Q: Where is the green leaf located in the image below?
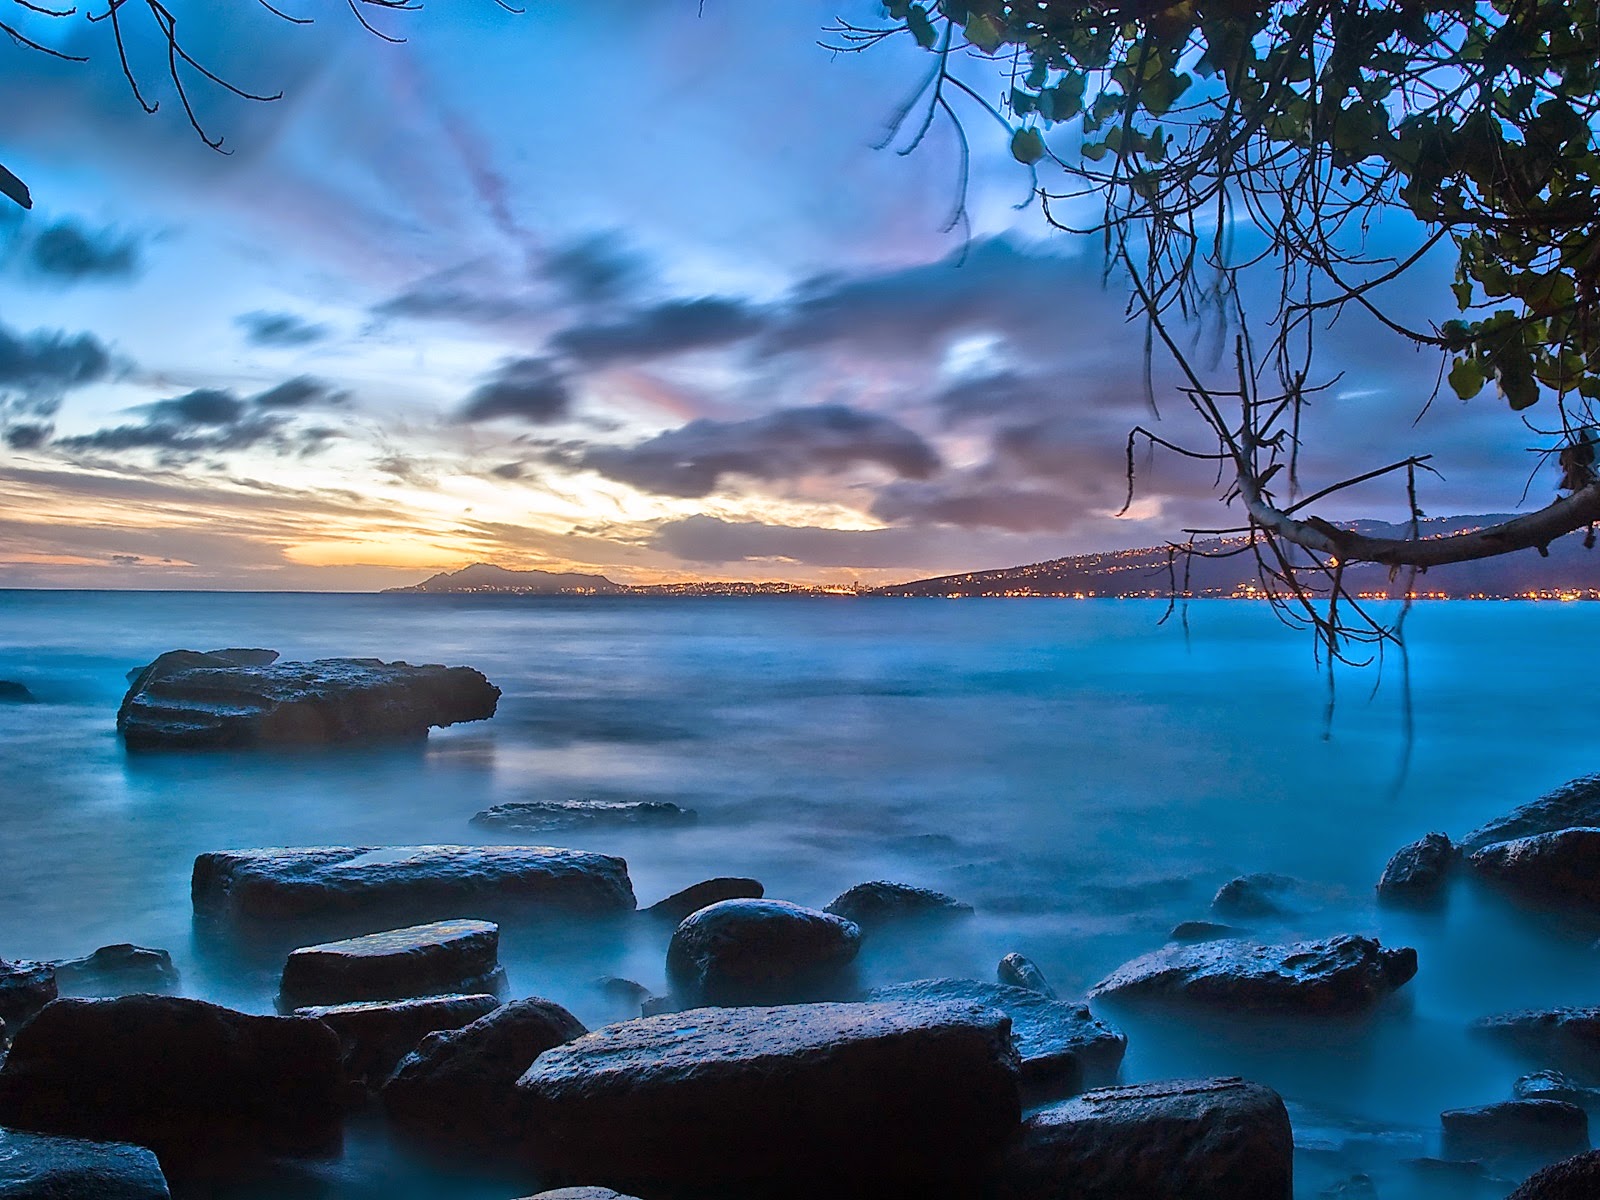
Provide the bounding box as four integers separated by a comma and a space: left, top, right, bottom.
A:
1010, 127, 1046, 165
1451, 278, 1473, 310
966, 13, 1004, 53
907, 4, 936, 48
1448, 356, 1484, 400
1499, 369, 1540, 411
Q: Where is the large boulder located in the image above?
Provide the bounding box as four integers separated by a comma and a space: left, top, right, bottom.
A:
642, 877, 764, 924
1211, 873, 1324, 918
51, 945, 177, 997
279, 919, 505, 1008
665, 899, 860, 1007
296, 993, 501, 1089
471, 800, 696, 834
0, 995, 342, 1174
1088, 935, 1417, 1014
383, 998, 586, 1151
0, 1127, 171, 1199
192, 845, 635, 924
517, 1001, 1021, 1195
1462, 774, 1600, 852
1468, 830, 1600, 907
0, 963, 55, 1030
998, 953, 1057, 998
1475, 1009, 1600, 1081
990, 1077, 1293, 1200
117, 650, 500, 750
517, 1191, 643, 1200
823, 881, 973, 929
1511, 1149, 1600, 1198
1376, 833, 1456, 906
865, 979, 1124, 1096
1441, 1100, 1589, 1167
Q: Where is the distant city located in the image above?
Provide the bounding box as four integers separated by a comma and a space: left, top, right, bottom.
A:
384, 514, 1600, 601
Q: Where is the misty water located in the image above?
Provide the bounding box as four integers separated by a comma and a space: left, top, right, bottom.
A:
1, 589, 1597, 1199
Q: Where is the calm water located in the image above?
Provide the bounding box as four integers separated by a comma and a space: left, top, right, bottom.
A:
1, 591, 1597, 1198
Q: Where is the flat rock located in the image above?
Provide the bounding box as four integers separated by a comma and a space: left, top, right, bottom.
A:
1475, 1009, 1600, 1081
642, 877, 764, 924
1377, 832, 1456, 906
0, 963, 55, 1030
294, 993, 500, 1088
383, 997, 586, 1151
118, 650, 499, 749
991, 1077, 1293, 1200
1441, 1099, 1589, 1167
517, 1001, 1021, 1194
865, 979, 1124, 1096
1511, 1149, 1600, 1198
471, 800, 696, 834
0, 995, 342, 1175
0, 1127, 171, 1199
1462, 774, 1600, 853
1168, 921, 1244, 943
666, 899, 860, 1007
52, 945, 177, 996
1517, 1071, 1600, 1111
0, 682, 35, 704
279, 919, 504, 1008
192, 845, 636, 923
1468, 829, 1600, 907
1088, 934, 1417, 1014
823, 881, 973, 928
1211, 872, 1323, 918
998, 953, 1056, 998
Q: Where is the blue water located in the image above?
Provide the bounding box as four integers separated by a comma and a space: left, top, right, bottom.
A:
1, 591, 1597, 1198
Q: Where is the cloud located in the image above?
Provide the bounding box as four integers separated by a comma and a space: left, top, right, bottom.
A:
236, 311, 330, 347
4, 423, 51, 450
0, 322, 115, 396
459, 357, 572, 424
870, 479, 1094, 533
23, 219, 142, 282
580, 404, 941, 499
541, 233, 645, 305
254, 375, 344, 409
550, 297, 769, 368
143, 388, 246, 426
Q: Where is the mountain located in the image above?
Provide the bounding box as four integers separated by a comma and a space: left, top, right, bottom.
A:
383, 563, 625, 594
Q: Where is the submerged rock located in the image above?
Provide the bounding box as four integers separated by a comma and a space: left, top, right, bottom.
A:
998, 953, 1057, 998
517, 1001, 1021, 1194
295, 993, 500, 1089
1168, 921, 1244, 943
0, 1127, 171, 1199
0, 995, 342, 1174
0, 962, 55, 1030
1511, 1149, 1600, 1198
192, 845, 635, 923
1475, 1009, 1600, 1081
1088, 935, 1417, 1014
991, 1077, 1293, 1200
1211, 873, 1324, 918
279, 919, 505, 1009
1468, 830, 1600, 908
1441, 1099, 1589, 1167
666, 899, 860, 1007
865, 979, 1124, 1096
52, 945, 177, 997
823, 881, 973, 929
118, 650, 499, 750
642, 877, 764, 924
0, 681, 36, 704
1461, 774, 1600, 853
471, 800, 696, 834
1377, 833, 1456, 906
383, 997, 587, 1152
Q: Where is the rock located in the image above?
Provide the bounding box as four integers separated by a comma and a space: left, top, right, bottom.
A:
1517, 1071, 1600, 1111
642, 877, 764, 924
0, 682, 35, 704
991, 1077, 1293, 1200
639, 995, 676, 1017
1088, 935, 1417, 1014
865, 979, 1124, 1096
192, 845, 635, 924
1468, 830, 1600, 908
1474, 1009, 1600, 1081
1511, 1149, 1600, 1198
516, 1191, 643, 1200
998, 953, 1057, 998
471, 800, 697, 834
0, 963, 55, 1030
1169, 921, 1244, 943
1377, 832, 1456, 906
0, 1127, 171, 1199
1321, 1175, 1379, 1200
117, 650, 499, 750
593, 976, 656, 1019
294, 993, 500, 1088
1462, 774, 1600, 853
383, 998, 586, 1151
0, 995, 342, 1174
1211, 872, 1322, 918
279, 919, 505, 1009
1440, 1100, 1588, 1166
665, 899, 860, 1007
517, 1001, 1021, 1194
51, 945, 177, 997
823, 881, 973, 929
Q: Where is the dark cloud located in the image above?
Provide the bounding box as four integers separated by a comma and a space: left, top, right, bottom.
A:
580, 404, 940, 498
25, 220, 141, 281
490, 461, 525, 479
870, 479, 1092, 533
236, 311, 330, 347
144, 388, 246, 426
254, 376, 344, 409
109, 554, 142, 566
459, 357, 572, 424
3, 423, 51, 450
541, 233, 644, 304
550, 297, 768, 368
934, 370, 1063, 426
56, 414, 287, 456
0, 322, 114, 395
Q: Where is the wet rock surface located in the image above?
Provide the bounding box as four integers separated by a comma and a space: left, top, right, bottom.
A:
118, 650, 500, 750
1461, 774, 1600, 853
1168, 920, 1244, 943
1377, 833, 1456, 906
991, 1077, 1293, 1200
192, 845, 636, 923
0, 1127, 171, 1199
823, 880, 973, 928
517, 1000, 1021, 1195
1211, 872, 1324, 918
0, 963, 55, 1030
517, 1191, 643, 1200
0, 995, 343, 1174
294, 993, 500, 1088
1088, 934, 1418, 1014
666, 898, 861, 1006
1510, 1148, 1600, 1198
471, 800, 696, 833
51, 945, 177, 996
642, 877, 764, 923
279, 919, 505, 1008
1468, 829, 1600, 907
383, 998, 586, 1151
1440, 1099, 1589, 1167
997, 952, 1056, 997
1517, 1070, 1600, 1111
1475, 1009, 1600, 1081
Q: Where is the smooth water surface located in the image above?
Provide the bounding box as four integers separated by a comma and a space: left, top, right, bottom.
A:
1, 592, 1596, 1198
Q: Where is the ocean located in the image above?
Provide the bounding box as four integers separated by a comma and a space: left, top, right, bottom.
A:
1, 590, 1596, 1198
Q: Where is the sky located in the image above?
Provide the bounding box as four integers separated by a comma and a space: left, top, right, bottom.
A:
0, 0, 1561, 590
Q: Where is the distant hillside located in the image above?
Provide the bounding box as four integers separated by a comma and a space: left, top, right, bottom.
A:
384, 563, 625, 594
873, 514, 1600, 599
